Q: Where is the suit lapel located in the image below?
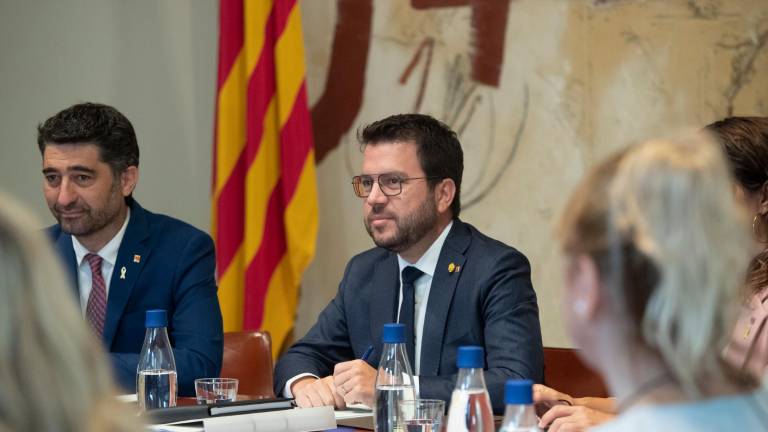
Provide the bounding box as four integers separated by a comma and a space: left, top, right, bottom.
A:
369, 252, 400, 362
53, 229, 79, 299
419, 221, 471, 376
103, 202, 151, 348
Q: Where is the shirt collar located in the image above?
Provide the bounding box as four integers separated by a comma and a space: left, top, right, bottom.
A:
72, 208, 131, 267
397, 220, 453, 278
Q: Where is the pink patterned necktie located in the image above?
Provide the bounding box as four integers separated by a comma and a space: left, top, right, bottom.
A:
85, 253, 107, 336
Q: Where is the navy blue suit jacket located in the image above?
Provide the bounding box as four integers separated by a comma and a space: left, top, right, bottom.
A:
274, 220, 543, 413
47, 200, 223, 396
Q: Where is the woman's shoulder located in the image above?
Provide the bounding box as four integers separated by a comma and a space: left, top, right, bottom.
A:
590, 391, 768, 432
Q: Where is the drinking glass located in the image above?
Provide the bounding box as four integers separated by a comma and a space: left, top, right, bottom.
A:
399, 399, 445, 432
194, 378, 238, 404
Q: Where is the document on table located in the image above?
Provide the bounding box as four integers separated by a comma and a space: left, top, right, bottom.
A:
334, 404, 373, 430
147, 425, 202, 432
334, 404, 372, 420
147, 406, 336, 432
142, 403, 366, 431
204, 406, 336, 432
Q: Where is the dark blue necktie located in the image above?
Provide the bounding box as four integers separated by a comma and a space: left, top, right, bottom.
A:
399, 266, 424, 370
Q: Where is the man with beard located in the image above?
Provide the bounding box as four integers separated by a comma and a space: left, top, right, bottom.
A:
274, 114, 543, 414
39, 102, 223, 396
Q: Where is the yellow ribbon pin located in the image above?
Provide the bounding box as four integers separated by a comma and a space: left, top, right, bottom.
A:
120, 266, 127, 279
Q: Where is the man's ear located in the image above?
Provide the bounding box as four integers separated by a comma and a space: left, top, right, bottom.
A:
570, 254, 602, 321
434, 178, 456, 214
120, 166, 139, 197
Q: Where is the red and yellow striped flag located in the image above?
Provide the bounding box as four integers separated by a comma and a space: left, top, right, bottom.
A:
212, 0, 318, 358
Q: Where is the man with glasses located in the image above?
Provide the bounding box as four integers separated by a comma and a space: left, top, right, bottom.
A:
274, 114, 543, 414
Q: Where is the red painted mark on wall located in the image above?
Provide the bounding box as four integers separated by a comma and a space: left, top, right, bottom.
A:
399, 38, 435, 113
311, 0, 373, 162
411, 0, 512, 87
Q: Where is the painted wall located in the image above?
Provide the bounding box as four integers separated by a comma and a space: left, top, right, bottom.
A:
0, 0, 766, 349
298, 0, 768, 347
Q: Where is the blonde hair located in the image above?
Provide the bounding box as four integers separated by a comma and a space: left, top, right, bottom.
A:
559, 132, 753, 397
0, 192, 140, 431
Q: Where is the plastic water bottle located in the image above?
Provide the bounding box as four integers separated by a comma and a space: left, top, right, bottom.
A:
137, 309, 177, 410
499, 380, 540, 432
446, 346, 494, 432
374, 323, 417, 432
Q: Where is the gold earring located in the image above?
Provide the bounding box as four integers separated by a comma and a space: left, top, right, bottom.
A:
753, 215, 759, 235
754, 214, 768, 243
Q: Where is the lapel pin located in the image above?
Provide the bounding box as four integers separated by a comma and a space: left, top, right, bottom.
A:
455, 265, 461, 272
133, 254, 141, 263
448, 263, 456, 273
120, 266, 127, 279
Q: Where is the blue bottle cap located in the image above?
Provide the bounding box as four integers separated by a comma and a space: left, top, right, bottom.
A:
145, 309, 168, 328
505, 379, 534, 404
456, 346, 484, 368
382, 323, 405, 343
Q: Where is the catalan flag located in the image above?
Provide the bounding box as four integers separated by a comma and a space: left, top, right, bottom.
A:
212, 0, 318, 358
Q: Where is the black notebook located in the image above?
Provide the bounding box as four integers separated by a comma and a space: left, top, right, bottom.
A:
144, 398, 295, 425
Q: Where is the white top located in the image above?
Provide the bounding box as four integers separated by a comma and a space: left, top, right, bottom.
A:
592, 385, 768, 432
71, 208, 131, 315
283, 221, 454, 397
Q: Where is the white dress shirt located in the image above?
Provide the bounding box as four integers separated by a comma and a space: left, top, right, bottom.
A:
283, 221, 453, 397
72, 208, 130, 315
395, 220, 452, 375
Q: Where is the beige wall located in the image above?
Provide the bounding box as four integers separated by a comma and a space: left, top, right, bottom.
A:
1, 0, 766, 349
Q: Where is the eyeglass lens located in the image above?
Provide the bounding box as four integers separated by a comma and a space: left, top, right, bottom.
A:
353, 174, 402, 197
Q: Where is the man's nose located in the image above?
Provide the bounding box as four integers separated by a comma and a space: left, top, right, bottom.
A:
366, 180, 389, 205
56, 178, 78, 207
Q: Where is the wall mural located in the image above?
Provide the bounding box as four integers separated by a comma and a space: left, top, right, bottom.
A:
298, 0, 768, 346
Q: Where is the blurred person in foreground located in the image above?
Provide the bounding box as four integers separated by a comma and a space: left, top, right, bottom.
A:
554, 132, 767, 431
537, 117, 768, 431
0, 191, 140, 431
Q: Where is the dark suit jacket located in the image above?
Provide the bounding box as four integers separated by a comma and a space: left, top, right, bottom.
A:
47, 200, 223, 396
274, 219, 543, 413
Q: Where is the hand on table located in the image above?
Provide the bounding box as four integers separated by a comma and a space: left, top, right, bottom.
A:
533, 383, 574, 405
291, 376, 346, 409
333, 359, 376, 407
538, 405, 615, 432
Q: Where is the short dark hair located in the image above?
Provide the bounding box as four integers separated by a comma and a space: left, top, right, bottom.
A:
37, 102, 139, 175
358, 114, 463, 218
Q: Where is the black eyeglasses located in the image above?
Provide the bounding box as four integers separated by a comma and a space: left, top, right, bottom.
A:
351, 174, 439, 197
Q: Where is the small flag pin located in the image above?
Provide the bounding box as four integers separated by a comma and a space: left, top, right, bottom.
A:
133, 254, 141, 263
120, 266, 127, 279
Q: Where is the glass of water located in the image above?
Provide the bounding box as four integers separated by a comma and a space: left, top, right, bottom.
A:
194, 378, 239, 404
399, 399, 445, 432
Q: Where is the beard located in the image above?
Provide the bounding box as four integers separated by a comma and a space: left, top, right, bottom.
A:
51, 184, 124, 238
365, 197, 438, 253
